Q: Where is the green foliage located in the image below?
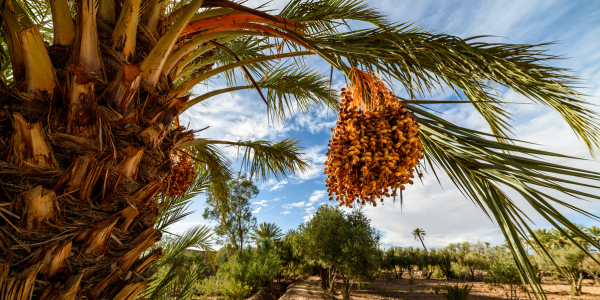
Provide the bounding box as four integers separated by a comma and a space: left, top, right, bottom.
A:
197, 277, 225, 300
295, 205, 381, 299
250, 222, 284, 243
450, 262, 469, 281
218, 239, 281, 289
143, 250, 209, 300
583, 253, 600, 285
222, 280, 253, 300
442, 284, 472, 300
279, 229, 313, 279
547, 245, 587, 296
484, 249, 523, 300
204, 175, 258, 250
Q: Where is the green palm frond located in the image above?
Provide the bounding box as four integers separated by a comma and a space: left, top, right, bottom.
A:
182, 65, 338, 122
405, 101, 600, 297
191, 142, 234, 211
156, 168, 217, 231
250, 222, 284, 242
143, 225, 214, 300
279, 0, 395, 35
155, 225, 215, 268
184, 138, 311, 183
298, 28, 600, 150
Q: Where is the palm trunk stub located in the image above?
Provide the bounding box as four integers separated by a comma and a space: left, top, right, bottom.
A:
0, 1, 214, 299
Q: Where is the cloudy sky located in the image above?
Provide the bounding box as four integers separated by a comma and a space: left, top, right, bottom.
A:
176, 0, 600, 249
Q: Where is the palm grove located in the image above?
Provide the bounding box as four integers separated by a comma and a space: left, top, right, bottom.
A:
0, 0, 599, 299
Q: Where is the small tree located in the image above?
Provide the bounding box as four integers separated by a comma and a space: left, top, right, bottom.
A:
436, 249, 457, 279
298, 205, 380, 299
383, 248, 402, 278
583, 253, 600, 285
463, 252, 488, 281
204, 176, 258, 250
548, 245, 587, 296
338, 210, 381, 300
484, 250, 523, 300
218, 239, 281, 290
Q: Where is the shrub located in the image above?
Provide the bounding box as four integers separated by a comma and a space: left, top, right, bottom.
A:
218, 239, 280, 289
483, 252, 522, 300
222, 280, 252, 300
450, 262, 469, 281
432, 269, 445, 279
197, 277, 224, 299
442, 284, 472, 300
547, 245, 587, 296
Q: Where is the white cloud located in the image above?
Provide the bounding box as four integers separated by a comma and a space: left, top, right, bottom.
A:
251, 207, 262, 214
175, 0, 600, 247
303, 214, 314, 222
305, 207, 315, 214
269, 180, 288, 192
283, 201, 306, 209
308, 190, 327, 205
253, 200, 269, 206
292, 145, 328, 183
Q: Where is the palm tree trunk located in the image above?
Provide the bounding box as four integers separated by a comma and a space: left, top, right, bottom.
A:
0, 1, 206, 298
419, 236, 428, 251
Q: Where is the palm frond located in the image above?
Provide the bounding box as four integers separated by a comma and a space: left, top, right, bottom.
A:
182, 65, 338, 122
182, 138, 311, 182
155, 225, 215, 268
296, 27, 599, 151
279, 0, 395, 35
143, 225, 213, 300
155, 169, 214, 231
406, 102, 600, 298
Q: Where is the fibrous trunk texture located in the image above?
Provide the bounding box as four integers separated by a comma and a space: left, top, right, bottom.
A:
0, 0, 205, 298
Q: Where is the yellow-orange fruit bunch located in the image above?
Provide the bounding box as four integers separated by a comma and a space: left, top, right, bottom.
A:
166, 150, 197, 197
324, 69, 424, 207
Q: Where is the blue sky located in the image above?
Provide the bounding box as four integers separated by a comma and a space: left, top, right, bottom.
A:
177, 0, 600, 249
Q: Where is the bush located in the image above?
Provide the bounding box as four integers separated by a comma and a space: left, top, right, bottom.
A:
442, 284, 472, 300
218, 239, 280, 289
222, 280, 252, 300
547, 245, 586, 296
450, 262, 470, 281
483, 252, 522, 300
197, 277, 224, 299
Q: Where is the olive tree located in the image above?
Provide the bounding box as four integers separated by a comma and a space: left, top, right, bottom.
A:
298, 205, 380, 300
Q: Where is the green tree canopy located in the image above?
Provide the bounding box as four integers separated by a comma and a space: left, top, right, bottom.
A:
204, 175, 259, 250
297, 205, 381, 300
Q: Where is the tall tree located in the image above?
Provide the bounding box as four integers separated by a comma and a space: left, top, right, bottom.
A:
203, 176, 258, 250
412, 228, 427, 251
0, 0, 599, 298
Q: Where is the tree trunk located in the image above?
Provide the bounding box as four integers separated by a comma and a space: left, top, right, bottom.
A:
319, 267, 328, 289
0, 0, 207, 298
328, 268, 337, 294
418, 236, 427, 251
340, 273, 352, 300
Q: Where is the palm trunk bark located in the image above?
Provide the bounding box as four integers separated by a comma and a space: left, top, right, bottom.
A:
418, 236, 427, 251
0, 0, 211, 298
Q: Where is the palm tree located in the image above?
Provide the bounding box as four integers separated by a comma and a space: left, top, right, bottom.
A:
412, 228, 427, 251
251, 222, 284, 243
484, 242, 490, 250
0, 0, 599, 299
586, 226, 600, 245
